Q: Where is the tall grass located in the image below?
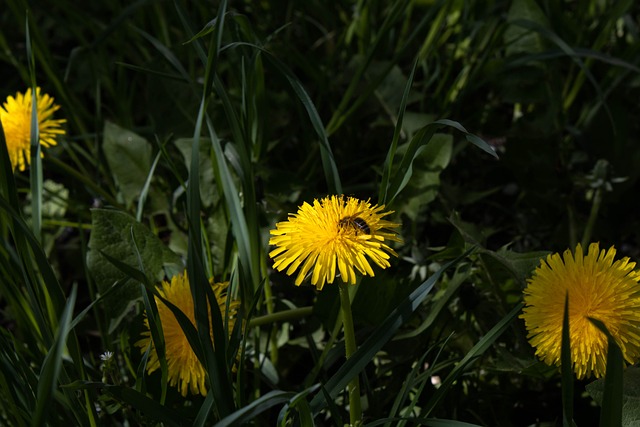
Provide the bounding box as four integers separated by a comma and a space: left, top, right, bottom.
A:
1, 0, 639, 425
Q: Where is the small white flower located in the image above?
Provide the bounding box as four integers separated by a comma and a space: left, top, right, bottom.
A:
100, 351, 114, 362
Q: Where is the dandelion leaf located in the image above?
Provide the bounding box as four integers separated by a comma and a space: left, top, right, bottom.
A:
586, 366, 640, 427
86, 208, 183, 331
504, 0, 549, 57
103, 121, 152, 209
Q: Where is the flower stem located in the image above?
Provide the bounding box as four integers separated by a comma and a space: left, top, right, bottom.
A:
581, 186, 603, 248
248, 306, 313, 328
339, 281, 362, 426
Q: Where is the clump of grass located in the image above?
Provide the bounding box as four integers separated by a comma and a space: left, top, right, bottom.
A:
1, 0, 640, 425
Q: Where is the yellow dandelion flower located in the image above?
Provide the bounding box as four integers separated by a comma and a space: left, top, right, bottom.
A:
521, 243, 640, 379
136, 270, 240, 397
269, 195, 401, 290
0, 87, 66, 172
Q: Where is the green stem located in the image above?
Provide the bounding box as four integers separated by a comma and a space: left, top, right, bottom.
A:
339, 282, 362, 426
248, 306, 313, 328
581, 187, 602, 248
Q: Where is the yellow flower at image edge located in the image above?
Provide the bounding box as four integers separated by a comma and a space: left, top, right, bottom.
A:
0, 87, 66, 171
269, 195, 401, 290
136, 270, 240, 397
521, 243, 640, 379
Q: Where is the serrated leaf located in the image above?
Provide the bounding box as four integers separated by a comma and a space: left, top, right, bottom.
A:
586, 360, 640, 426
86, 208, 183, 330
490, 247, 550, 285
103, 121, 152, 209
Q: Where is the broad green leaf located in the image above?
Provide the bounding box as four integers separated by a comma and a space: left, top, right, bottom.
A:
395, 133, 452, 216
587, 367, 640, 427
483, 247, 550, 287
504, 0, 549, 57
102, 121, 152, 209
86, 208, 182, 330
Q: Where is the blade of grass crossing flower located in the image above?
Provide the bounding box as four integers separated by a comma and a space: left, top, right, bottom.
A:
309, 249, 473, 413
561, 293, 575, 427
588, 317, 623, 427
98, 252, 208, 376
379, 57, 418, 204
0, 118, 18, 206
422, 303, 524, 416
32, 284, 77, 427
187, 5, 241, 416
25, 16, 42, 241
190, 82, 231, 419
29, 93, 43, 241
139, 283, 169, 404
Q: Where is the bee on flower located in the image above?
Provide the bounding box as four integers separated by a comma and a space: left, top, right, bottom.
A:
269, 195, 401, 290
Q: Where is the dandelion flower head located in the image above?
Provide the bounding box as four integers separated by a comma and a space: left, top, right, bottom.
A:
136, 270, 240, 396
0, 87, 66, 172
521, 243, 640, 379
269, 195, 401, 290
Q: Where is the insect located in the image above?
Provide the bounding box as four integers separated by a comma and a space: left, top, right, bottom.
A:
338, 215, 371, 235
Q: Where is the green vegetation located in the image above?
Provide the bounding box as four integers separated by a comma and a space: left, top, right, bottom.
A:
1, 0, 640, 425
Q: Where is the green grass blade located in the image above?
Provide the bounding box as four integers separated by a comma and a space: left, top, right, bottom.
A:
561, 293, 575, 427
31, 284, 77, 427
64, 381, 185, 426
379, 57, 418, 204
25, 14, 42, 241
213, 390, 296, 427
366, 418, 483, 426
422, 302, 524, 416
309, 249, 473, 413
136, 150, 162, 222
383, 119, 496, 206
193, 392, 216, 427
588, 317, 623, 427
277, 384, 320, 426
139, 282, 168, 404
261, 50, 342, 194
